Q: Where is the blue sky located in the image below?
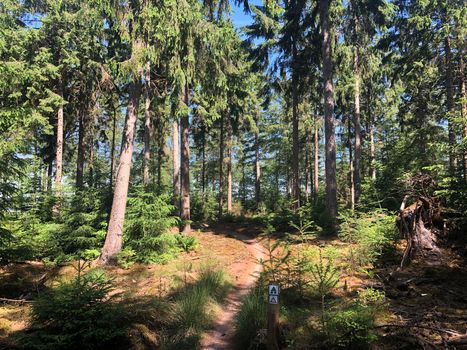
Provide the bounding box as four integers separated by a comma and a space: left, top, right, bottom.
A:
230, 0, 263, 30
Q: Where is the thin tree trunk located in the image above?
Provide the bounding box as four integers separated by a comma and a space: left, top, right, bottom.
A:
353, 50, 362, 203
180, 84, 191, 234
89, 134, 94, 188
54, 95, 64, 207
173, 118, 180, 211
304, 131, 310, 202
348, 118, 355, 210
143, 62, 152, 188
369, 122, 376, 180
76, 115, 85, 190
99, 81, 141, 265
219, 111, 225, 217
459, 45, 467, 181
47, 160, 53, 193
255, 113, 261, 209
313, 119, 319, 202
202, 123, 206, 195
156, 116, 163, 190
291, 41, 300, 209
110, 105, 117, 189
227, 116, 233, 213
320, 0, 338, 229
445, 36, 457, 172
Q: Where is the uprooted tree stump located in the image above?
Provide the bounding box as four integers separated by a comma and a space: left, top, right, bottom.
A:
396, 195, 444, 268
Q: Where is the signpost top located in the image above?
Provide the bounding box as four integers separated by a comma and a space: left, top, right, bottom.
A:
268, 284, 279, 296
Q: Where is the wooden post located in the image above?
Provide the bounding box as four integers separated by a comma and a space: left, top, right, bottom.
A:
267, 284, 280, 350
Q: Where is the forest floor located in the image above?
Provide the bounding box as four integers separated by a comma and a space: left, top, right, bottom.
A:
0, 223, 267, 350
0, 223, 466, 349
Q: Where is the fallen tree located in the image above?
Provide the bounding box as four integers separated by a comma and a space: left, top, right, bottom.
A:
396, 195, 443, 268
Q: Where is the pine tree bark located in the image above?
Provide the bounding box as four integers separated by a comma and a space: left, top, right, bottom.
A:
201, 123, 206, 195
110, 105, 117, 189
99, 81, 141, 265
348, 118, 355, 210
76, 114, 85, 190
227, 116, 233, 213
459, 45, 466, 181
291, 40, 300, 209
143, 62, 152, 189
218, 111, 225, 217
320, 0, 338, 228
54, 95, 64, 203
369, 122, 376, 180
353, 50, 362, 203
255, 113, 261, 209
173, 118, 181, 210
445, 36, 457, 172
313, 119, 319, 202
180, 84, 191, 234
304, 131, 310, 202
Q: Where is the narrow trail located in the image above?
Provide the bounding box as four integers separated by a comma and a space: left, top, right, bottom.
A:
200, 228, 267, 350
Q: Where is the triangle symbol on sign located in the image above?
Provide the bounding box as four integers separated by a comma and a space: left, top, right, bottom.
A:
270, 286, 277, 294
270, 296, 277, 304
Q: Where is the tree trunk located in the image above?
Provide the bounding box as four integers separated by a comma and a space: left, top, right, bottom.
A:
353, 50, 362, 203
201, 123, 206, 195
313, 119, 319, 202
227, 116, 233, 213
110, 105, 117, 189
219, 111, 225, 217
320, 0, 338, 228
459, 46, 467, 181
76, 114, 85, 190
348, 118, 355, 210
445, 36, 457, 172
180, 84, 191, 234
89, 134, 94, 188
304, 131, 310, 202
291, 41, 300, 209
99, 81, 141, 265
255, 113, 261, 209
143, 62, 152, 189
173, 118, 181, 211
54, 95, 64, 207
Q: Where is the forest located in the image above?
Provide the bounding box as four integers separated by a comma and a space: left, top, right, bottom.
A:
0, 0, 466, 349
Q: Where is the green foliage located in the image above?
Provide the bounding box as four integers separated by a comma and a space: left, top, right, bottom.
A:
190, 191, 218, 223
122, 189, 190, 265
339, 210, 398, 267
22, 262, 123, 350
326, 289, 386, 349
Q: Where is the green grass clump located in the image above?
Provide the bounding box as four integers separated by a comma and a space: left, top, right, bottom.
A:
234, 285, 267, 350
167, 266, 229, 349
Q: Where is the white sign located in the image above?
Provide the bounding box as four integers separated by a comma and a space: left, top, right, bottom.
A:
269, 295, 279, 304
268, 284, 279, 296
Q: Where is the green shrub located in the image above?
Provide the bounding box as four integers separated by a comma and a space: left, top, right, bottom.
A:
326, 288, 385, 349
22, 263, 123, 350
234, 284, 267, 350
339, 210, 398, 267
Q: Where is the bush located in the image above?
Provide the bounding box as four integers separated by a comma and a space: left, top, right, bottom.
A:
22, 263, 123, 350
339, 210, 398, 267
326, 289, 385, 349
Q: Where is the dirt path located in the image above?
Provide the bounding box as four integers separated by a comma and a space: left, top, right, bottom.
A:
200, 229, 267, 350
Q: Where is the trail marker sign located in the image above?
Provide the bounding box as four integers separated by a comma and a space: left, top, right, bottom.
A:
268, 284, 279, 296
269, 295, 278, 304
267, 283, 280, 350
